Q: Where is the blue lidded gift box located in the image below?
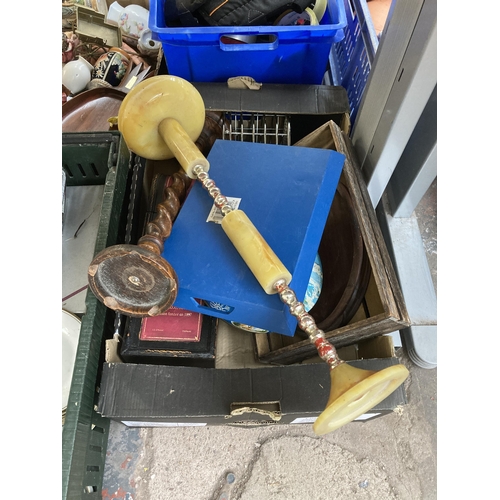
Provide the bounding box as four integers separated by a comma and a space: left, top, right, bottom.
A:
163, 139, 345, 336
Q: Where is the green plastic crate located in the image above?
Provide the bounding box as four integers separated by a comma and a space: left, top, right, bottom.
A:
62, 132, 130, 499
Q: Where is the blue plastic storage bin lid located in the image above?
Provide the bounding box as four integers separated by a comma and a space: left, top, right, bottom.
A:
162, 140, 345, 336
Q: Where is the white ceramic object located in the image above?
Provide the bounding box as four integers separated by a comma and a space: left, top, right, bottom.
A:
62, 56, 94, 94
138, 28, 162, 56
106, 1, 149, 39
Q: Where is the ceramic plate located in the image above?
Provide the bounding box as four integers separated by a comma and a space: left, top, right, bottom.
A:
62, 310, 81, 410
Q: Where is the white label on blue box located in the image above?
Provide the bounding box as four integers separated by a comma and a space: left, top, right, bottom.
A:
290, 413, 381, 424
354, 413, 381, 421
121, 421, 208, 427
290, 417, 317, 424
206, 197, 241, 224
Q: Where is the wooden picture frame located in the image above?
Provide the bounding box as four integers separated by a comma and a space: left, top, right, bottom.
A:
255, 121, 410, 365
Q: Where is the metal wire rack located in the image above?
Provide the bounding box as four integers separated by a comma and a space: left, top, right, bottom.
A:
222, 112, 291, 145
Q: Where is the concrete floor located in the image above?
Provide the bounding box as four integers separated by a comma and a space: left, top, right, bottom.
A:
101, 179, 437, 500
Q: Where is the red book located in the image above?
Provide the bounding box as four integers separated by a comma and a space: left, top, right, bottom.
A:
139, 307, 203, 342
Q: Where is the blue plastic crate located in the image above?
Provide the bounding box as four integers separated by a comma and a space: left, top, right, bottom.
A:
149, 0, 346, 84
328, 0, 378, 124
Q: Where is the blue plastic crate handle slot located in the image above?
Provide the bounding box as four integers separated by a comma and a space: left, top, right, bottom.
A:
219, 35, 279, 51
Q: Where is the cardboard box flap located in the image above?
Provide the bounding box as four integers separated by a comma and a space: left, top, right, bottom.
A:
215, 322, 264, 369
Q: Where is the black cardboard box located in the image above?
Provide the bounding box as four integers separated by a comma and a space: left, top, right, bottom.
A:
98, 359, 404, 427
98, 323, 406, 428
